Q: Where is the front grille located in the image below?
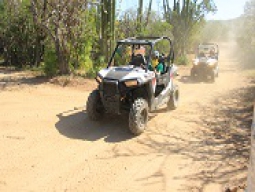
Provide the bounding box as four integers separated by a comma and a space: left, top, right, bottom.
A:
103, 80, 118, 96
198, 62, 207, 65
101, 80, 120, 114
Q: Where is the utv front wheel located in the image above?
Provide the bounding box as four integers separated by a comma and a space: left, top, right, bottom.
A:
167, 86, 179, 110
129, 98, 149, 135
86, 90, 104, 121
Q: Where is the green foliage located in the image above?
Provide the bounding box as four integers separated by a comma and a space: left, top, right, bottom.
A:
176, 55, 189, 65
86, 62, 105, 78
238, 1, 255, 50
0, 0, 219, 78
68, 8, 98, 72
236, 0, 255, 69
30, 0, 101, 75
144, 20, 173, 37
163, 0, 217, 56
0, 1, 43, 67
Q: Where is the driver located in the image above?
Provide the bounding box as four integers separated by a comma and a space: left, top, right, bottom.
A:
134, 46, 146, 56
131, 46, 147, 68
198, 51, 206, 58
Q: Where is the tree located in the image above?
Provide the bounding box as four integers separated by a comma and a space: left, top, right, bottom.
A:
238, 0, 255, 49
31, 0, 97, 74
137, 0, 143, 33
100, 0, 116, 61
116, 8, 138, 39
236, 0, 255, 65
145, 0, 153, 27
144, 10, 173, 37
0, 0, 43, 67
163, 0, 216, 56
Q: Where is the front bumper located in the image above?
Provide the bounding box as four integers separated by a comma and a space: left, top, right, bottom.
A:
192, 64, 215, 75
99, 80, 121, 114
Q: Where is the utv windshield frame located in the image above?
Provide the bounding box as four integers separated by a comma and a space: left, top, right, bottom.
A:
197, 43, 219, 58
107, 36, 174, 69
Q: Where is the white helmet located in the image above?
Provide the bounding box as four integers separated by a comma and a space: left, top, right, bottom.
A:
153, 50, 159, 58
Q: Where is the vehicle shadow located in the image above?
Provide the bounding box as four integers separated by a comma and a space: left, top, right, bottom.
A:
55, 109, 134, 143
177, 75, 195, 84
177, 75, 211, 84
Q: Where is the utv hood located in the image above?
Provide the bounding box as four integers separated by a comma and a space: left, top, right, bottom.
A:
194, 57, 218, 65
98, 66, 155, 82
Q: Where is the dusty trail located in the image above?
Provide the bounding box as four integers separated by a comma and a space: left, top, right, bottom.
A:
0, 42, 252, 191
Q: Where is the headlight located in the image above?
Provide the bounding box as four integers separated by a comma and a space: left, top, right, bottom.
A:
124, 80, 138, 87
207, 62, 215, 66
95, 75, 103, 83
192, 59, 198, 65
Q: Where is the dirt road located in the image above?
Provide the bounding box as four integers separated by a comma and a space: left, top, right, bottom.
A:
0, 42, 253, 192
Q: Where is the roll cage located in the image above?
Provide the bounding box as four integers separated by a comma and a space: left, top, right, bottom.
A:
107, 36, 175, 69
197, 43, 219, 59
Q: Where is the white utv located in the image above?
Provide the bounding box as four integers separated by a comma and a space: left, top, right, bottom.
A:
191, 43, 219, 82
86, 37, 179, 135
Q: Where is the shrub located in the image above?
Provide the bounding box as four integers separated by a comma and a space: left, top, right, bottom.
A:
43, 46, 58, 77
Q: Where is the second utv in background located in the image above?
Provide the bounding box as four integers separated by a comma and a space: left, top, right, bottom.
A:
191, 43, 219, 82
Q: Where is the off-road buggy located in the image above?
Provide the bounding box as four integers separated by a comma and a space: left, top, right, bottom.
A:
86, 37, 179, 135
191, 43, 219, 82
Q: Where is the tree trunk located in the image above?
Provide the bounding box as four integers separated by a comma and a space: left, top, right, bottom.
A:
101, 0, 108, 60
110, 0, 115, 56
34, 36, 42, 67
145, 0, 152, 27
137, 0, 143, 34
100, 0, 115, 62
55, 33, 69, 74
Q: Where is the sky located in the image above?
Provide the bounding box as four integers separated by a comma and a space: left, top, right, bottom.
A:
206, 0, 249, 20
118, 0, 250, 20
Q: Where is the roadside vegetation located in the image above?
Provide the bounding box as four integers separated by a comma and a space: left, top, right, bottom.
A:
0, 0, 254, 77
0, 0, 217, 77
236, 0, 255, 74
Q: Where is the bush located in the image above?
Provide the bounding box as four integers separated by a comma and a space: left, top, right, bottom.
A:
86, 64, 105, 78
0, 2, 43, 68
43, 46, 58, 77
176, 55, 189, 65
84, 55, 106, 78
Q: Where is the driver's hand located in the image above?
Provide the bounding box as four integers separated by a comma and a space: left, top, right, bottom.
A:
140, 64, 146, 69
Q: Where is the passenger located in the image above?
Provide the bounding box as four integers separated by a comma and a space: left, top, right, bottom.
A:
209, 48, 216, 59
149, 51, 164, 75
